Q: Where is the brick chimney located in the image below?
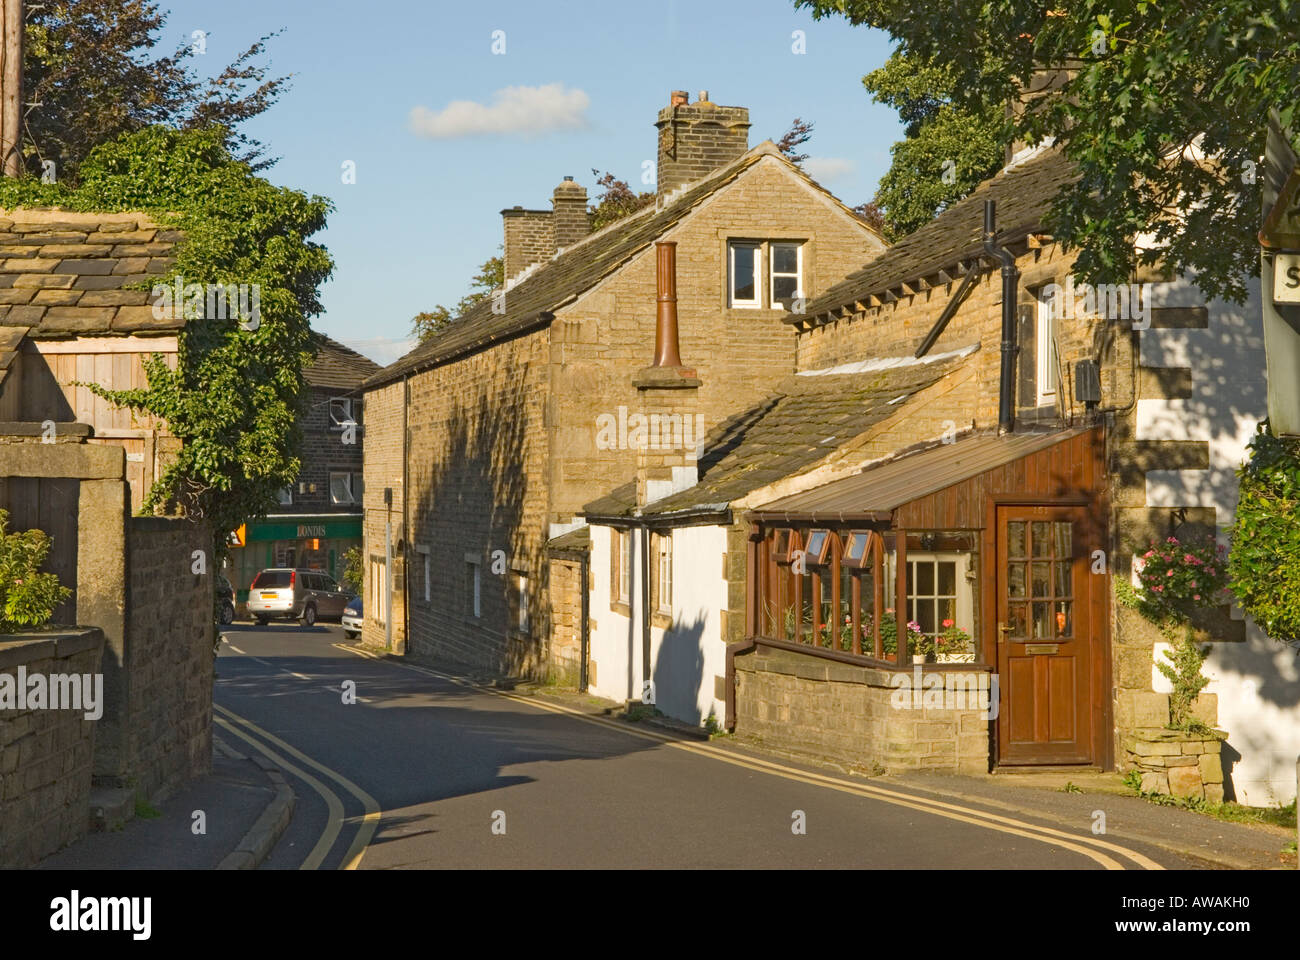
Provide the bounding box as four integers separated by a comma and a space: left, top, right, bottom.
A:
632, 241, 702, 506
655, 89, 750, 201
501, 205, 554, 283
551, 176, 590, 250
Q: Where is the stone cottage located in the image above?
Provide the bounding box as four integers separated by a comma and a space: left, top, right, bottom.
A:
360, 90, 886, 678
579, 143, 1293, 804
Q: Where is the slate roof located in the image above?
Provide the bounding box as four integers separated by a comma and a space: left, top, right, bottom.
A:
365, 142, 876, 388
306, 333, 381, 390
0, 210, 182, 337
546, 525, 591, 557
581, 349, 975, 521
789, 147, 1078, 328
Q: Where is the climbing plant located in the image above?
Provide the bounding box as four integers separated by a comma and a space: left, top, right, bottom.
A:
0, 125, 334, 559
1228, 422, 1300, 650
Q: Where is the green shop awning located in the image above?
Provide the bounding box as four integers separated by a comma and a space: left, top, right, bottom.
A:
245, 515, 362, 542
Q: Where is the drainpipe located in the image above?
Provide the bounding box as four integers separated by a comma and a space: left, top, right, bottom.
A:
579, 549, 590, 693
640, 523, 652, 703
982, 199, 1020, 434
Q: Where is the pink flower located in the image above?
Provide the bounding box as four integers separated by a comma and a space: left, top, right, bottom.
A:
1193, 594, 1201, 601
1143, 550, 1153, 559
942, 619, 955, 628
1166, 569, 1174, 577
1152, 585, 1164, 593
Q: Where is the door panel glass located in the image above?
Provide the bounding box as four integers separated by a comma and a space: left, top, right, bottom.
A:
1031, 522, 1050, 556
1031, 562, 1051, 597
1008, 563, 1027, 597
1007, 522, 1026, 557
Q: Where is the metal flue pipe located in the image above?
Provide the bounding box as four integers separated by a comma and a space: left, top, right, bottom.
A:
983, 200, 1020, 434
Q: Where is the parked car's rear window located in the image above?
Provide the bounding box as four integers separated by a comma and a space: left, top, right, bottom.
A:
252, 570, 292, 588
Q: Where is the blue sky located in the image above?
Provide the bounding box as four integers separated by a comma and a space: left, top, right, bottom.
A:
164, 0, 899, 365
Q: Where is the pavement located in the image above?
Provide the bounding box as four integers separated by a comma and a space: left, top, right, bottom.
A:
38, 734, 294, 871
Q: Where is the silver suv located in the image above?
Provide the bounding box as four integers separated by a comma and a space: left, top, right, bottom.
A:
247, 568, 352, 627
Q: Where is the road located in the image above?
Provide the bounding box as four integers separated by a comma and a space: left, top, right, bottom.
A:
214, 622, 1195, 869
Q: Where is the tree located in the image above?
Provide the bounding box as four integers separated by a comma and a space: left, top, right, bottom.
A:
863, 50, 1004, 239
775, 118, 815, 164
23, 0, 288, 184
411, 253, 503, 342
794, 0, 1294, 303
588, 169, 654, 231
0, 125, 334, 558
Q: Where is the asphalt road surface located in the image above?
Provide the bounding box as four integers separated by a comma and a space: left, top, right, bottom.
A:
214, 623, 1196, 869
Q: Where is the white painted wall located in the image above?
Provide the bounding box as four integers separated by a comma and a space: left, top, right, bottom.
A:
1137, 275, 1299, 805
586, 523, 729, 726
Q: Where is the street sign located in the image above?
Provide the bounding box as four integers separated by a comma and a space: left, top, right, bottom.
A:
1273, 252, 1300, 304
227, 524, 246, 548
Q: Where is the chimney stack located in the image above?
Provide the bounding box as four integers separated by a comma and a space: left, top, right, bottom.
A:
501, 205, 554, 283
655, 89, 750, 201
632, 241, 701, 506
551, 176, 590, 251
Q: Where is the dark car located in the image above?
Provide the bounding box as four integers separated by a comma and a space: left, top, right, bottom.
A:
216, 574, 235, 625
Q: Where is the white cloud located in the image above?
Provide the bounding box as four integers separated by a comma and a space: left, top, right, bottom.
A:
802, 156, 854, 182
409, 84, 591, 139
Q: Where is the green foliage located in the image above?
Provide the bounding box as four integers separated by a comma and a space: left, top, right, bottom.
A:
1229, 423, 1300, 649
24, 1, 288, 184
0, 125, 333, 559
0, 510, 73, 632
1157, 629, 1213, 734
794, 0, 1291, 303
588, 170, 654, 231
863, 50, 1005, 239
342, 546, 364, 594
411, 253, 503, 342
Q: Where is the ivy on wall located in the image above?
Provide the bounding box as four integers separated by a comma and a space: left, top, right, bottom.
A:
1228, 422, 1300, 650
0, 125, 334, 557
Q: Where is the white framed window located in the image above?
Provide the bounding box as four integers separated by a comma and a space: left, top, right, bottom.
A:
728, 241, 762, 308
1035, 287, 1059, 407
330, 472, 356, 504
369, 556, 386, 626
465, 554, 481, 618
770, 242, 803, 306
417, 545, 430, 602
329, 397, 355, 429
277, 486, 293, 506
655, 532, 673, 615
899, 551, 974, 661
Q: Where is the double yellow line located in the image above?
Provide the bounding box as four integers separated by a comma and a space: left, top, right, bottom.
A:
336, 643, 1163, 871
214, 702, 381, 870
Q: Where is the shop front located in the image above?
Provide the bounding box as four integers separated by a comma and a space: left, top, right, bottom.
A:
226, 514, 362, 614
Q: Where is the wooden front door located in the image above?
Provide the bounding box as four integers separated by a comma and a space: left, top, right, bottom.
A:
996, 504, 1101, 765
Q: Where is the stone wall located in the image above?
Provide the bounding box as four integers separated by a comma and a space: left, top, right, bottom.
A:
361, 379, 406, 653
545, 552, 583, 686
118, 516, 213, 800
734, 644, 991, 775
0, 629, 104, 868
286, 384, 365, 514
1123, 727, 1226, 802
402, 327, 552, 675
